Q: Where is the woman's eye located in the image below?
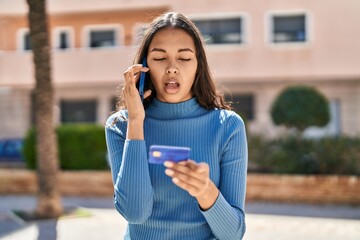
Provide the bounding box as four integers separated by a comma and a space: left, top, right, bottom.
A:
179, 58, 191, 61
154, 58, 166, 61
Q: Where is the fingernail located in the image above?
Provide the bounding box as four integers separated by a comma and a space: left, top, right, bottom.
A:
164, 161, 173, 167
165, 169, 174, 176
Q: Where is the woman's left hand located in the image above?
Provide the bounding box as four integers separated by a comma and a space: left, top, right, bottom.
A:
164, 160, 219, 210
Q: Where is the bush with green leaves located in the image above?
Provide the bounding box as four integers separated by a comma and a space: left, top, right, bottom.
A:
248, 135, 360, 175
23, 124, 108, 170
271, 86, 330, 132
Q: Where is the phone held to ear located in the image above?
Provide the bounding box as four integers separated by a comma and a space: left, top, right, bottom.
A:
139, 57, 147, 102
149, 145, 191, 164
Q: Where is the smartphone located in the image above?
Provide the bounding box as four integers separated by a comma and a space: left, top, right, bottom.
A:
138, 57, 147, 102
149, 145, 191, 164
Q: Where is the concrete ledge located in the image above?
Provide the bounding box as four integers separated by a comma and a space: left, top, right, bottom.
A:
246, 174, 360, 205
0, 169, 359, 205
0, 169, 113, 197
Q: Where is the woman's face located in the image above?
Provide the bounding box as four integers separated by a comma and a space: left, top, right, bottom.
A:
147, 28, 198, 103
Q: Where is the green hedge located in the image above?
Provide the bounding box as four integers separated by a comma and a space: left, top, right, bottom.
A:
23, 124, 108, 170
248, 135, 360, 175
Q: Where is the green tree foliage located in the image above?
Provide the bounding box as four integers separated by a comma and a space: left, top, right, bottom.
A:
271, 86, 330, 132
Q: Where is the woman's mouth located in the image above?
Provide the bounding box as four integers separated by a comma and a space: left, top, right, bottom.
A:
165, 81, 180, 88
164, 81, 180, 94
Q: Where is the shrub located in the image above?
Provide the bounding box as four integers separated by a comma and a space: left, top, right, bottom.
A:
271, 86, 330, 132
248, 135, 360, 175
314, 137, 360, 175
23, 124, 108, 170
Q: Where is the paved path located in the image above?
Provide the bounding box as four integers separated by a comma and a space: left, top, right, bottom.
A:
1, 195, 359, 240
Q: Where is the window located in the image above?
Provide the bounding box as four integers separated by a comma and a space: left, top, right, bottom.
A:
24, 32, 31, 50
271, 14, 307, 43
59, 32, 69, 49
111, 96, 119, 112
17, 29, 31, 51
53, 27, 74, 50
90, 30, 115, 48
227, 94, 254, 120
192, 16, 243, 45
83, 25, 122, 48
60, 100, 97, 123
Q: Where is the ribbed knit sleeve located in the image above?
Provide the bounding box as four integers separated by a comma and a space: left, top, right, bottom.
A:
105, 112, 154, 224
201, 112, 247, 239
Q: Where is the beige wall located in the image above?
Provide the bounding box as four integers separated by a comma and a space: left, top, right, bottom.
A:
1, 0, 360, 83
221, 80, 360, 137
0, 87, 31, 138
1, 0, 360, 138
0, 7, 168, 50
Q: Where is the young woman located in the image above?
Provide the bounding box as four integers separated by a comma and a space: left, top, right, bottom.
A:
105, 12, 248, 240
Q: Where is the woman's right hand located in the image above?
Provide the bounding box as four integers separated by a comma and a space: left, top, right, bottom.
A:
123, 64, 151, 122
123, 64, 151, 140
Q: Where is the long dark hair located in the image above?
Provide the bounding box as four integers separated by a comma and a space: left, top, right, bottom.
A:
116, 12, 231, 111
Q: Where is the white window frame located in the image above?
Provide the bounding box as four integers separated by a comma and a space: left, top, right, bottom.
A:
17, 28, 31, 52
265, 10, 312, 48
52, 26, 74, 50
189, 12, 249, 49
82, 24, 123, 49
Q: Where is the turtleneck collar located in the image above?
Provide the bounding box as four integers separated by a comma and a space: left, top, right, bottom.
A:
145, 97, 210, 120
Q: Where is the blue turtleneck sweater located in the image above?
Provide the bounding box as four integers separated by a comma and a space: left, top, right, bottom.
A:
105, 98, 248, 240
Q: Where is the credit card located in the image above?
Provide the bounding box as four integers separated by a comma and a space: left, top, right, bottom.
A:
149, 145, 190, 164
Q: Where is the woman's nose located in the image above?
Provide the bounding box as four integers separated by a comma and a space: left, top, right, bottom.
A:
166, 66, 178, 74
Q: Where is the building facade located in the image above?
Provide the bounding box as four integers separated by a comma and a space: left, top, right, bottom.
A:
0, 0, 360, 139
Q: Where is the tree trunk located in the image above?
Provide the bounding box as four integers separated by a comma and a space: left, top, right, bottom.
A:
27, 0, 63, 218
